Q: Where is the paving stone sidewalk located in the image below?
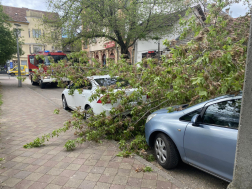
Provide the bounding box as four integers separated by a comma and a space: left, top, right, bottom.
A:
0, 77, 183, 189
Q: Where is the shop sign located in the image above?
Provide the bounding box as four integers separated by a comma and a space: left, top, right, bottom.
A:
105, 41, 115, 48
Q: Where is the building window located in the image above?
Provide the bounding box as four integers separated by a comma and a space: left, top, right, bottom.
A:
32, 29, 41, 38
83, 42, 88, 49
21, 60, 27, 66
29, 45, 31, 54
33, 45, 42, 53
51, 32, 57, 40
28, 29, 30, 38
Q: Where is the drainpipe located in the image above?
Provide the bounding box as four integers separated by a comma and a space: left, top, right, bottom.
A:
158, 39, 160, 62
134, 40, 138, 64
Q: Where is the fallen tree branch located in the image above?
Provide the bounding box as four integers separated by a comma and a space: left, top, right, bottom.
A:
133, 98, 171, 126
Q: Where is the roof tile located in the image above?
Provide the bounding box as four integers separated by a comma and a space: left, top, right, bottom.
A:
2, 5, 58, 23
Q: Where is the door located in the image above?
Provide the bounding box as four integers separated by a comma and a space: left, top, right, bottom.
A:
64, 85, 76, 109
73, 80, 92, 110
184, 99, 240, 181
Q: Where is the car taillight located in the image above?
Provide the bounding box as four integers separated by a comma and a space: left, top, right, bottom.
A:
97, 95, 111, 104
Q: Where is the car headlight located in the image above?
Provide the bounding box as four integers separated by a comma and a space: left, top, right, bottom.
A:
146, 114, 156, 123
44, 76, 50, 79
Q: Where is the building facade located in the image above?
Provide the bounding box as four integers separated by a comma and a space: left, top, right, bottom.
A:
134, 5, 205, 64
83, 38, 119, 67
3, 6, 61, 67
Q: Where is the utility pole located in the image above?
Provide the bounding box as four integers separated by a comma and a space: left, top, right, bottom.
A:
14, 23, 22, 87
228, 13, 252, 189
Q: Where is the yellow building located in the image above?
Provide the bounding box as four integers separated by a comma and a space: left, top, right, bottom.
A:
3, 5, 61, 67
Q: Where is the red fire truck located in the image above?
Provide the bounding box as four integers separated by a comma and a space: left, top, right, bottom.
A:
28, 51, 68, 89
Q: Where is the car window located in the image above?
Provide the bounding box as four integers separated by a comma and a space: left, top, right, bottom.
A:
202, 99, 241, 129
29, 55, 35, 65
94, 78, 129, 87
180, 108, 202, 122
71, 80, 92, 90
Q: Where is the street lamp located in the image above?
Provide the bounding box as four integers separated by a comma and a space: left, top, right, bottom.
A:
14, 23, 22, 87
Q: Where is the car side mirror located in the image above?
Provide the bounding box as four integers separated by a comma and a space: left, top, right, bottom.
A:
191, 114, 201, 126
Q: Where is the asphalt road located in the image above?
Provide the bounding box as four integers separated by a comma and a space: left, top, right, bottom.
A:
19, 75, 229, 189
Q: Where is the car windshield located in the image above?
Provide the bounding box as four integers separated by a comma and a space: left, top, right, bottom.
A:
44, 55, 67, 65
94, 77, 129, 87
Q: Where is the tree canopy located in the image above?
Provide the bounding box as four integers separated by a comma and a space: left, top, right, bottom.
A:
48, 0, 191, 54
0, 4, 19, 65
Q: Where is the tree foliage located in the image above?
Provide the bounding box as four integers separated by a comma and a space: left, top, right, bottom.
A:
0, 4, 20, 65
47, 0, 192, 54
26, 0, 251, 155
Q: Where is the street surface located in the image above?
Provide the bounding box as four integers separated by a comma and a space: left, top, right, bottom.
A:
0, 75, 229, 188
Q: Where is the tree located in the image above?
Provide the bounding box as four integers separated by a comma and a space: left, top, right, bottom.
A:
47, 0, 191, 54
0, 4, 21, 65
25, 0, 251, 156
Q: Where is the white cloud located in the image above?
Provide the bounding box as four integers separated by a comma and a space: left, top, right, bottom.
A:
1, 0, 49, 12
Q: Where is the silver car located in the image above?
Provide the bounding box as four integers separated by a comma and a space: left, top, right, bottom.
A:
145, 94, 241, 182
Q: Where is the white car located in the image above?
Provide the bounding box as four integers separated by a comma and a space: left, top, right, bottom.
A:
62, 75, 148, 118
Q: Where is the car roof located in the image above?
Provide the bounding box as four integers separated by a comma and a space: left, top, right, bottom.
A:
183, 93, 242, 114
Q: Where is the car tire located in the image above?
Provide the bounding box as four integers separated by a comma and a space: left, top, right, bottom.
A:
62, 95, 70, 110
11, 73, 15, 76
154, 133, 179, 169
84, 106, 92, 119
39, 80, 46, 89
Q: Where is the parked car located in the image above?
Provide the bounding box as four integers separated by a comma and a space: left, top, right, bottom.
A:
145, 94, 242, 182
62, 75, 148, 119
8, 65, 29, 76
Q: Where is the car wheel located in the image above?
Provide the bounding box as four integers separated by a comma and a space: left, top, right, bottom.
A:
84, 106, 92, 119
154, 133, 179, 169
39, 80, 46, 89
11, 73, 15, 76
62, 95, 70, 110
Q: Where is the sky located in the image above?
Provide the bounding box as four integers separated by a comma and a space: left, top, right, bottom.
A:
0, 0, 250, 18
225, 2, 250, 18
1, 0, 48, 12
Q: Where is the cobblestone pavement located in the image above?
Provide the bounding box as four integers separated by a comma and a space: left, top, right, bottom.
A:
0, 76, 184, 189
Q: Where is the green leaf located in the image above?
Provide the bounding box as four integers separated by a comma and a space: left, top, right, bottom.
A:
199, 91, 207, 97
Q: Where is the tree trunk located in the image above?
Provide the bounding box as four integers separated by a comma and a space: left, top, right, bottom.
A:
120, 47, 129, 59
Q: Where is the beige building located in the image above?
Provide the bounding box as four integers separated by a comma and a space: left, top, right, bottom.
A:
83, 38, 123, 67
82, 37, 137, 66
3, 6, 61, 67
